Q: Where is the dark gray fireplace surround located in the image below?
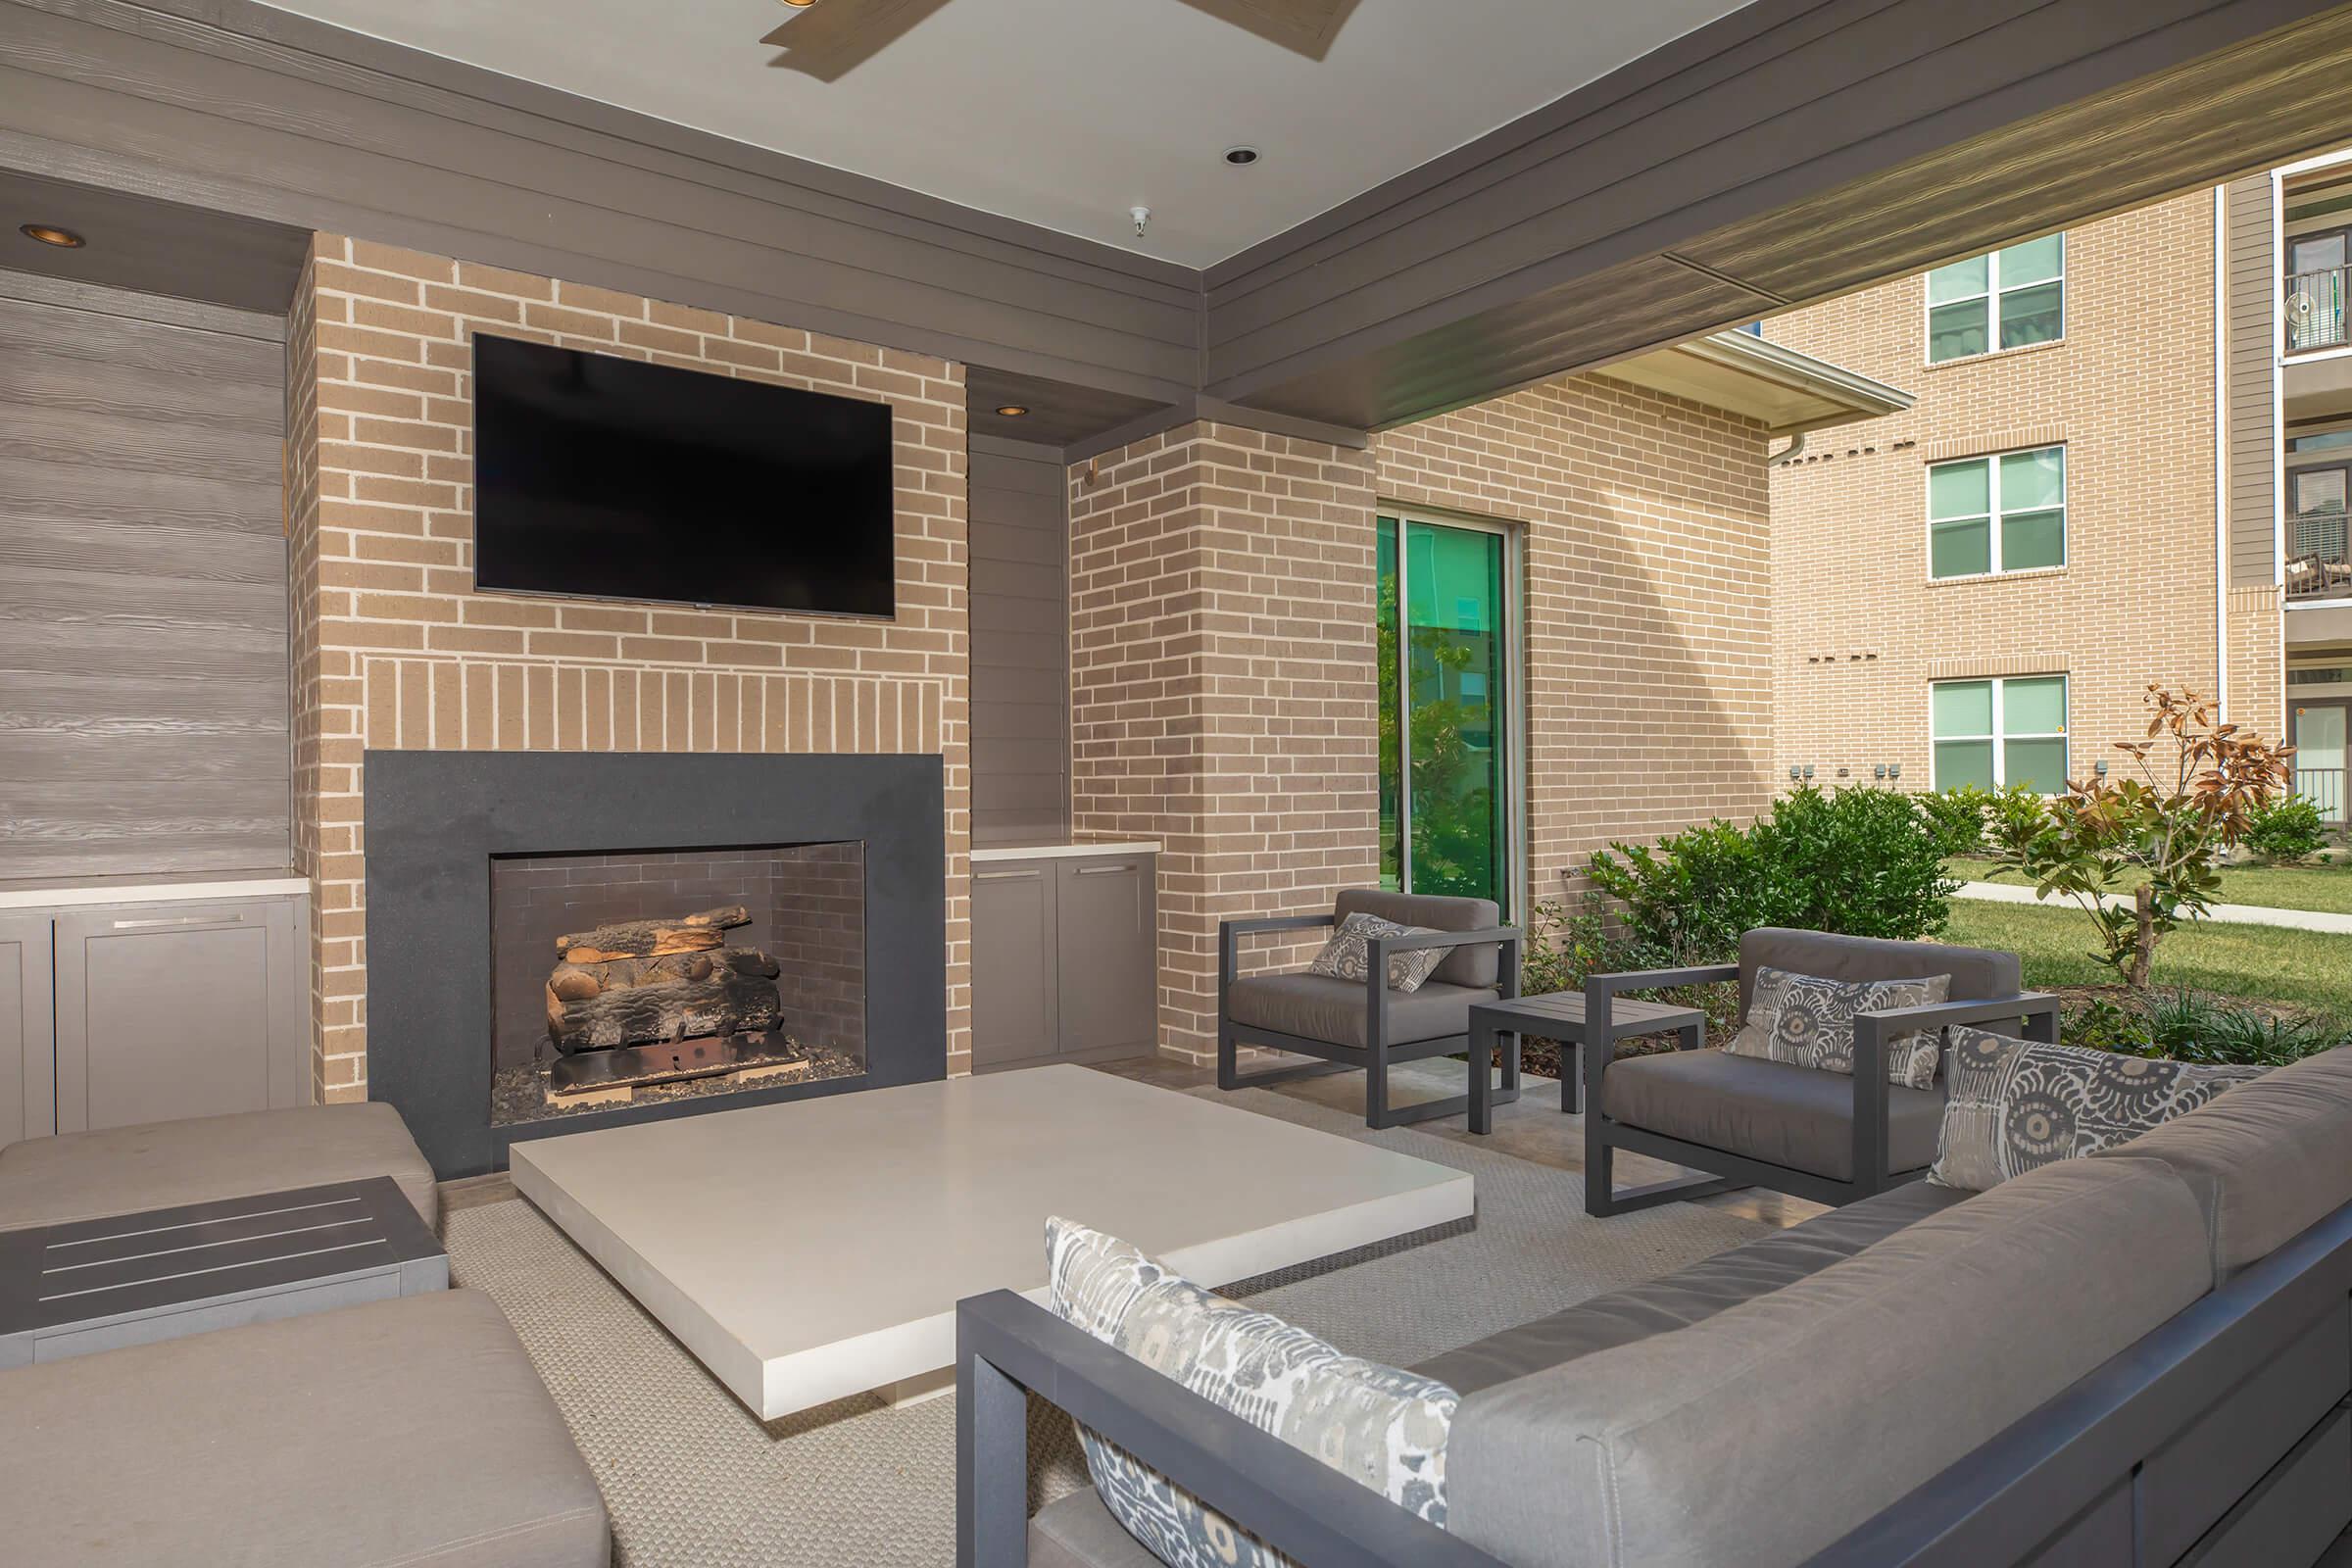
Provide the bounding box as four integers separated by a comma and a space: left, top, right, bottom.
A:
365, 750, 947, 1178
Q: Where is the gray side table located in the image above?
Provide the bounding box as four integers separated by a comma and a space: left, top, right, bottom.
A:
0, 1174, 447, 1367
1466, 992, 1705, 1133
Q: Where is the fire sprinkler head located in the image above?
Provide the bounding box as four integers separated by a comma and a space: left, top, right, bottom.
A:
1130, 206, 1151, 238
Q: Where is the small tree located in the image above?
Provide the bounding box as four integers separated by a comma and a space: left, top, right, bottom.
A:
1984, 686, 2294, 988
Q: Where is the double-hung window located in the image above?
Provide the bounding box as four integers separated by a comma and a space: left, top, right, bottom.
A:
1927, 235, 2065, 363
1929, 445, 2066, 579
1932, 676, 2069, 794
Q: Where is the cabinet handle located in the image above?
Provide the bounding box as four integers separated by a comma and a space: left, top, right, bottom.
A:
1075, 863, 1136, 875
104, 913, 248, 931
976, 869, 1041, 881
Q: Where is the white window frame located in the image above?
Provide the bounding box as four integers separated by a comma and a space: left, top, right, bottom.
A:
1926, 443, 2068, 580
1931, 675, 2070, 793
1925, 235, 2067, 365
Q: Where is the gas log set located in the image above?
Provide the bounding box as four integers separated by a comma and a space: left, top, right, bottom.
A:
540, 906, 802, 1094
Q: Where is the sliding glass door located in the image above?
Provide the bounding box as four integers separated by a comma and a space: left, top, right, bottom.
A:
1377, 513, 1517, 913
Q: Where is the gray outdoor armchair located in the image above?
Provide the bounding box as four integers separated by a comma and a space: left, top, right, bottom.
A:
1218, 889, 1521, 1130
1583, 927, 2055, 1215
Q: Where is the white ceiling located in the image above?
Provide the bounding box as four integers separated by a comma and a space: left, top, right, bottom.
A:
256, 0, 1751, 267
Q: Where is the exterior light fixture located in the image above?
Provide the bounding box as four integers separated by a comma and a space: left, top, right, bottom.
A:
993, 404, 1029, 417
19, 223, 84, 248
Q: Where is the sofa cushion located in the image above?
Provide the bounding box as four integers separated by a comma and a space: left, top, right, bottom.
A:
0, 1102, 438, 1233
1447, 1156, 2214, 1568
0, 1288, 608, 1568
1335, 889, 1501, 989
1306, 910, 1446, 992
1226, 973, 1497, 1050
1602, 1049, 1946, 1182
1413, 1179, 1972, 1395
1723, 965, 1950, 1089
1031, 1490, 1172, 1568
1931, 1027, 2267, 1193
2095, 1044, 2352, 1274
1736, 927, 2018, 1020
1047, 1216, 1456, 1568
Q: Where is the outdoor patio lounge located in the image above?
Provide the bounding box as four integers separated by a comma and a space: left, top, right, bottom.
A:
7, 1, 2352, 1564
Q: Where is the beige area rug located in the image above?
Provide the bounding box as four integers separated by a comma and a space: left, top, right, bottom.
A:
443, 1075, 1773, 1568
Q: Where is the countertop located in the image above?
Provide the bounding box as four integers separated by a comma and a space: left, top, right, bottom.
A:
968, 841, 1161, 864
0, 871, 311, 910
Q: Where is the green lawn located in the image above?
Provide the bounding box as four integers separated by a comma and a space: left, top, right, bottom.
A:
1946, 857, 2352, 916
1940, 899, 2352, 1018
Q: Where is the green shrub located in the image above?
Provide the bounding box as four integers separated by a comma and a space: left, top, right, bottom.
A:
2061, 987, 2347, 1068
1920, 785, 1994, 858
1585, 785, 1958, 964
2243, 795, 2330, 864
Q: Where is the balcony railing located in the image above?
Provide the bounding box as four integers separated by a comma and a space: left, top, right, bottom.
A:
2286, 267, 2350, 353
2287, 511, 2352, 600
2297, 766, 2347, 826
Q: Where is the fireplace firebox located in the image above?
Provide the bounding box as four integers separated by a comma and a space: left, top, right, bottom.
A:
365, 750, 946, 1179
488, 845, 867, 1126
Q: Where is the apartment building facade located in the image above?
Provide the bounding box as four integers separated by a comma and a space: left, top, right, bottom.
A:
1764, 175, 2352, 823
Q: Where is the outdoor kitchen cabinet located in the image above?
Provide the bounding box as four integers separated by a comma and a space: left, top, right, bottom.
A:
0, 892, 311, 1146
971, 850, 1157, 1072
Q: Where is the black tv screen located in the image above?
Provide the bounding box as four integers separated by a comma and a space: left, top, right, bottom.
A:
472, 333, 896, 617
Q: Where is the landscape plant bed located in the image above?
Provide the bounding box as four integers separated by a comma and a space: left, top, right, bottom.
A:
1945, 856, 2352, 916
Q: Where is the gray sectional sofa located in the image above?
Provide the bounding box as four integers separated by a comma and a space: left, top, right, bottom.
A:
962, 1045, 2352, 1568
0, 1103, 611, 1567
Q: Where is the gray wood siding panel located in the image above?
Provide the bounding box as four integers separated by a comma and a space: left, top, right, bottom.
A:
2230, 174, 2278, 588
0, 0, 1198, 401
968, 448, 1070, 846
0, 290, 289, 879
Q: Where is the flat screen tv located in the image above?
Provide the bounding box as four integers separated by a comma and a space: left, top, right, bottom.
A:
472, 333, 896, 617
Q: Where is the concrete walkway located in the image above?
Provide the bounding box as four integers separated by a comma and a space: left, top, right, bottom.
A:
1954, 879, 2352, 936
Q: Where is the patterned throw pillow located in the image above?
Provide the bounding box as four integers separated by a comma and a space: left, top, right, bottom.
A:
1929, 1026, 2269, 1192
1045, 1216, 1456, 1568
1305, 911, 1447, 993
1721, 966, 1952, 1090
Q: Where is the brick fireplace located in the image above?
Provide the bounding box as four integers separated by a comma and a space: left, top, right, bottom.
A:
283, 234, 973, 1125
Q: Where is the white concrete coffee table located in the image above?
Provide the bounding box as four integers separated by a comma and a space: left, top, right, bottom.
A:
510, 1063, 1472, 1418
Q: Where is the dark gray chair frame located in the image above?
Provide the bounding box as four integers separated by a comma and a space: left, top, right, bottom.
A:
1217, 913, 1522, 1130
1582, 977, 2059, 1215
956, 1198, 2352, 1568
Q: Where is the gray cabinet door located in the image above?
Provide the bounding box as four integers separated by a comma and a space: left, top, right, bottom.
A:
0, 915, 56, 1149
971, 863, 1057, 1071
1054, 858, 1157, 1057
52, 898, 308, 1135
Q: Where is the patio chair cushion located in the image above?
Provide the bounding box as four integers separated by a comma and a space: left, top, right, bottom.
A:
1226, 973, 1497, 1050
1412, 1179, 1972, 1395
1046, 1216, 1456, 1568
1722, 964, 1951, 1089
0, 1288, 610, 1568
1930, 1027, 2267, 1193
1736, 927, 2019, 1021
1335, 890, 1502, 989
1305, 910, 1447, 992
1602, 1049, 1946, 1181
1446, 1156, 2214, 1568
2090, 1044, 2352, 1275
1030, 1489, 1168, 1568
0, 1102, 439, 1233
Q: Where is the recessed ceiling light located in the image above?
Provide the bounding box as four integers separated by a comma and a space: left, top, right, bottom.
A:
994, 404, 1029, 417
19, 223, 84, 249
1223, 146, 1261, 167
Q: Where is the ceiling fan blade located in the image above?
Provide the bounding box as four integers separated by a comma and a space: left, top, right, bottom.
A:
760, 0, 956, 82
1171, 0, 1361, 59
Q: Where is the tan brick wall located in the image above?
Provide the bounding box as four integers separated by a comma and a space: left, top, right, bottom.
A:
286, 235, 969, 1102
1068, 423, 1383, 1062
1068, 377, 1773, 1064
1762, 190, 2248, 789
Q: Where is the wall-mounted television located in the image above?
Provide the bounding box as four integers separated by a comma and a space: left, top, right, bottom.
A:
472, 333, 896, 618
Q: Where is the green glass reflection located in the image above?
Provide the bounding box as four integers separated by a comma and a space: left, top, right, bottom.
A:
2004, 677, 2068, 735
1929, 459, 1989, 519
1935, 739, 1996, 791
2001, 511, 2065, 569
1927, 255, 1988, 303
2005, 738, 2069, 794
1931, 518, 1992, 578
1377, 517, 1401, 891
1401, 521, 1507, 907
1929, 300, 1987, 363
1999, 448, 2064, 510
1999, 282, 2063, 348
1998, 234, 2063, 286
1933, 681, 1994, 739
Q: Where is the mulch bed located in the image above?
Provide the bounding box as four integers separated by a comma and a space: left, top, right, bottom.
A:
2039, 983, 2331, 1027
